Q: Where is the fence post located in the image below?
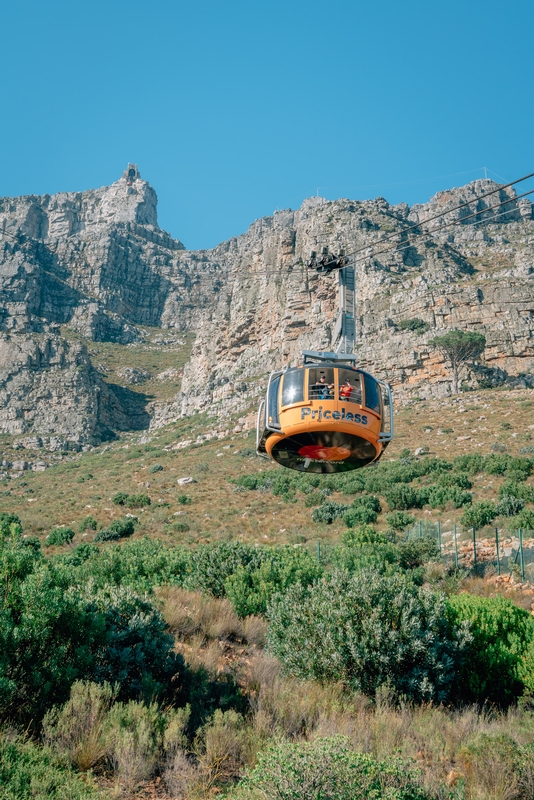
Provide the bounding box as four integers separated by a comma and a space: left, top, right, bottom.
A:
419, 520, 422, 539
519, 529, 524, 583
472, 527, 477, 569
454, 523, 459, 569
437, 521, 442, 555
495, 527, 500, 576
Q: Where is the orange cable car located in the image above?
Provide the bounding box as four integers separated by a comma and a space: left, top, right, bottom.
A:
256, 350, 393, 473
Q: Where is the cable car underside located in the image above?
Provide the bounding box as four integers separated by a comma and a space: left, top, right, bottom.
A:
256, 350, 393, 474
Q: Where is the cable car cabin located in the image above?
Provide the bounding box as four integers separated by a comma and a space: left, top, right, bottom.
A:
256, 351, 393, 473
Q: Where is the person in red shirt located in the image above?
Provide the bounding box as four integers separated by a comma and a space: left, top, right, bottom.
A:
339, 378, 353, 401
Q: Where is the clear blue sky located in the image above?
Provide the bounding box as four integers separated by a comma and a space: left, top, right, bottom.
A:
2, 0, 533, 250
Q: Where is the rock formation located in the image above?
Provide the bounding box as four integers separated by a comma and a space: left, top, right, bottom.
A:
1, 165, 533, 445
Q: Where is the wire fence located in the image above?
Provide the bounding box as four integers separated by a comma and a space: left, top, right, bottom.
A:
405, 521, 534, 583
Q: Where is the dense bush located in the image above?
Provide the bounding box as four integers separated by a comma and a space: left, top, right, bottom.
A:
514, 508, 534, 531
311, 500, 349, 524
397, 537, 440, 571
397, 317, 429, 334
385, 511, 416, 531
112, 492, 129, 506
496, 495, 525, 517
385, 484, 426, 510
437, 471, 472, 489
45, 527, 75, 547
333, 529, 399, 576
93, 516, 138, 543
499, 481, 534, 503
125, 493, 151, 509
460, 500, 497, 529
447, 593, 534, 705
224, 546, 323, 617
453, 454, 484, 475
427, 486, 472, 509
0, 734, 102, 799
79, 515, 98, 532
230, 736, 428, 800
149, 464, 163, 473
267, 569, 461, 702
93, 529, 120, 542
55, 538, 192, 594
344, 505, 378, 526
185, 542, 266, 598
0, 532, 185, 722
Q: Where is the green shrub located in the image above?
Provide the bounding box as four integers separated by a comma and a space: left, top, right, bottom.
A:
149, 464, 163, 474
233, 475, 261, 490
453, 454, 484, 475
103, 700, 164, 790
344, 506, 378, 526
447, 593, 534, 705
267, 569, 460, 702
231, 736, 428, 800
498, 481, 534, 503
94, 529, 120, 542
460, 500, 497, 529
385, 484, 425, 510
177, 494, 191, 505
483, 454, 532, 478
126, 493, 151, 508
304, 490, 324, 507
82, 584, 184, 702
79, 516, 98, 532
398, 317, 429, 334
397, 537, 439, 571
514, 508, 534, 531
437, 471, 472, 489
93, 517, 137, 543
0, 512, 23, 539
113, 492, 129, 506
225, 546, 323, 617
46, 527, 75, 547
0, 734, 102, 799
427, 486, 472, 509
0, 533, 185, 722
385, 511, 416, 531
351, 494, 381, 512
496, 496, 525, 517
185, 542, 265, 597
334, 528, 399, 575
312, 501, 349, 524
171, 521, 190, 533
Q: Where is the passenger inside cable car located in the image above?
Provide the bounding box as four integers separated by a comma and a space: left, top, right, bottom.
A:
310, 373, 334, 399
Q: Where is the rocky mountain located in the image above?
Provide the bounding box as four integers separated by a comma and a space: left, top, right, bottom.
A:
1, 164, 533, 449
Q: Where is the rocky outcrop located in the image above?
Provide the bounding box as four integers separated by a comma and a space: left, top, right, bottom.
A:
1, 166, 533, 443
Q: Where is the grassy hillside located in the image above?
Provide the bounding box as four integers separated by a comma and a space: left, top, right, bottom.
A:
1, 380, 532, 550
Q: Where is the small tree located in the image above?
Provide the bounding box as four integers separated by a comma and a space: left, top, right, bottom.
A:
429, 329, 486, 393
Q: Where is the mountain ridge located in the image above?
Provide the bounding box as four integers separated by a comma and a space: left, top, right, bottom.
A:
1, 165, 533, 449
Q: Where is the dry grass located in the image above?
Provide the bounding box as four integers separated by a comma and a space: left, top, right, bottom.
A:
159, 587, 244, 642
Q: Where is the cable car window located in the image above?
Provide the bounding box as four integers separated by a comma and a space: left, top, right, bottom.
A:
337, 369, 362, 405
363, 373, 381, 413
308, 368, 335, 400
268, 376, 281, 426
281, 369, 304, 407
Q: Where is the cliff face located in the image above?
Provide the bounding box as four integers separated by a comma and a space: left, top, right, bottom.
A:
1, 165, 533, 445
